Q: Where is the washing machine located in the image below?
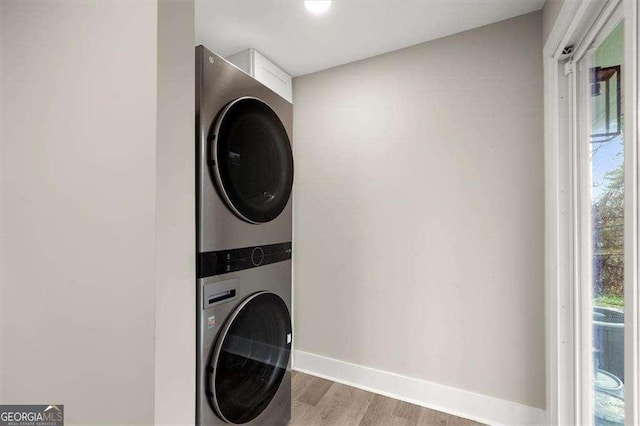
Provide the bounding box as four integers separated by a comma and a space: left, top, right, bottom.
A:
195, 45, 293, 425
196, 261, 292, 426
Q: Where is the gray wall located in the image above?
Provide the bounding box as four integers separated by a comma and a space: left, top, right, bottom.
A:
1, 2, 157, 423
293, 11, 545, 409
0, 0, 4, 405
155, 0, 196, 424
543, 0, 565, 46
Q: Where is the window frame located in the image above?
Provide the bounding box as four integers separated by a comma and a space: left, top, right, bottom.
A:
544, 0, 639, 424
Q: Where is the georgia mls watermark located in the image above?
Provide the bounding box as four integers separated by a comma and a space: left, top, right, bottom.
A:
0, 405, 63, 426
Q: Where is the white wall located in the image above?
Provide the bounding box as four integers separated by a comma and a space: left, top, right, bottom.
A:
155, 0, 196, 424
293, 10, 545, 411
0, 1, 182, 424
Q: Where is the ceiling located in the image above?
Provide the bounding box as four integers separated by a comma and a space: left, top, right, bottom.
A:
195, 0, 545, 77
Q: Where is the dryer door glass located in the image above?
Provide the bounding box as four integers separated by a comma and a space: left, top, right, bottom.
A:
209, 292, 291, 424
212, 97, 294, 223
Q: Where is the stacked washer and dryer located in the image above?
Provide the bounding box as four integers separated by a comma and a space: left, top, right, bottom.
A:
195, 46, 294, 426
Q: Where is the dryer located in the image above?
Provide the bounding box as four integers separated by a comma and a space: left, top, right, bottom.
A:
196, 45, 294, 260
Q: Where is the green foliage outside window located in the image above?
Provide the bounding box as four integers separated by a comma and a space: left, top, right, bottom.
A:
593, 165, 624, 306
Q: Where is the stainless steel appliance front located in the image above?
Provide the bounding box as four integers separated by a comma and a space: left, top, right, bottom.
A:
196, 261, 292, 426
196, 45, 293, 426
196, 45, 293, 253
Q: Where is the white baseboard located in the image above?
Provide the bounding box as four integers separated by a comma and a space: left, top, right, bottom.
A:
293, 350, 546, 426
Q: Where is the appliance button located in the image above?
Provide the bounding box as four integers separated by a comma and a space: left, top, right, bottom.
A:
251, 247, 265, 266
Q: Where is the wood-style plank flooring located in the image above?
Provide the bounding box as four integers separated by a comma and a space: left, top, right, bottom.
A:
290, 371, 484, 426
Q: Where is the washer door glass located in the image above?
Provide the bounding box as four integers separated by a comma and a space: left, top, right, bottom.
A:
211, 97, 293, 223
209, 292, 292, 424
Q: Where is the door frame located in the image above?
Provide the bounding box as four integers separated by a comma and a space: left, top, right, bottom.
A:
544, 0, 639, 424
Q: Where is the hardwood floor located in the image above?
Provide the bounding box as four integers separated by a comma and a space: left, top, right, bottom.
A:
289, 371, 484, 426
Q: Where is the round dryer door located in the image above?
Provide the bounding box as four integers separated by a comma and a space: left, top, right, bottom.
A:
210, 97, 294, 224
208, 291, 292, 424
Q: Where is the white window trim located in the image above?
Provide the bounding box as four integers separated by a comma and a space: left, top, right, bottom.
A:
624, 2, 640, 424
544, 1, 639, 424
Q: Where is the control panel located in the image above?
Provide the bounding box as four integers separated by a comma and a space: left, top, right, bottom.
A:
198, 242, 292, 278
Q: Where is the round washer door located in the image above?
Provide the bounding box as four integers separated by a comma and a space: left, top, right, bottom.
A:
210, 97, 294, 224
208, 292, 292, 424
